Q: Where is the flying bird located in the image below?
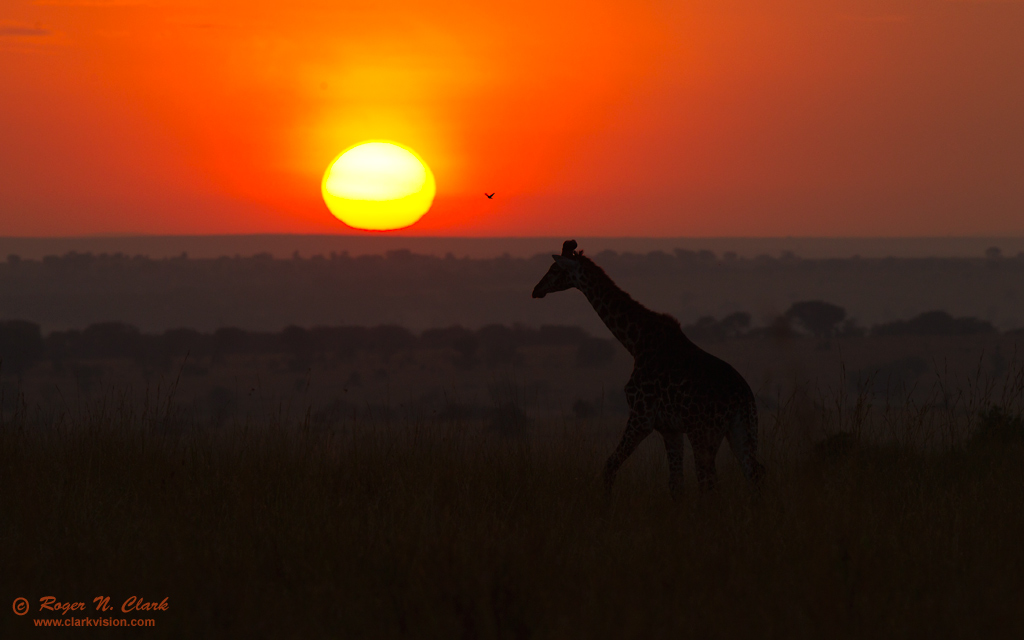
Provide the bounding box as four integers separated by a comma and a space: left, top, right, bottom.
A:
485, 192, 495, 199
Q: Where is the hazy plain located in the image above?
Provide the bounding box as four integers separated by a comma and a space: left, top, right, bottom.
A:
3, 238, 1024, 636
3, 239, 1024, 335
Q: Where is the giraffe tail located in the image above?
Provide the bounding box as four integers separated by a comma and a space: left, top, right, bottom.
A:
727, 400, 765, 485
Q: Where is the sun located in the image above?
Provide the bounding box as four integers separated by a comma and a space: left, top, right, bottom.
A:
321, 141, 436, 231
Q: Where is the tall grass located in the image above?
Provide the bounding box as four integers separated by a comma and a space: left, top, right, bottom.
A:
2, 361, 1024, 638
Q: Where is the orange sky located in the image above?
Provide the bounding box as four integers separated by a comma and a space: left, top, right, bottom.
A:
1, 0, 1022, 236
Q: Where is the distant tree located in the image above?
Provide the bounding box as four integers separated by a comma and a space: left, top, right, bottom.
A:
213, 327, 250, 357
162, 328, 208, 358
420, 325, 477, 351
81, 322, 142, 359
365, 325, 416, 359
985, 246, 1003, 260
310, 326, 367, 360
282, 325, 313, 355
871, 311, 996, 337
719, 312, 751, 338
766, 315, 794, 340
683, 316, 720, 342
0, 320, 43, 374
785, 301, 847, 339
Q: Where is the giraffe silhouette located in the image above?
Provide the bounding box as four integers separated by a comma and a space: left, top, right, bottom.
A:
533, 240, 765, 499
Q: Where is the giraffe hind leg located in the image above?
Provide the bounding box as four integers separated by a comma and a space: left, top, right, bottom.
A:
691, 429, 720, 493
662, 430, 685, 500
726, 407, 765, 485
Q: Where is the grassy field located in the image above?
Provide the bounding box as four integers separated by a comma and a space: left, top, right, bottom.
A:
2, 362, 1024, 638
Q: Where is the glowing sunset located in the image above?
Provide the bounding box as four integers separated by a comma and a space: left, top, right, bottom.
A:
322, 141, 436, 231
2, 0, 1022, 235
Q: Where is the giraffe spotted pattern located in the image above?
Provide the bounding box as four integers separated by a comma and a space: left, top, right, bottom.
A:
532, 240, 765, 499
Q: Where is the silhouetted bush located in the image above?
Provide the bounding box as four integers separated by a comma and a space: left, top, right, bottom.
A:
309, 326, 367, 360
42, 323, 600, 364
282, 325, 312, 353
162, 328, 210, 358
213, 327, 250, 356
80, 323, 143, 359
683, 312, 751, 342
672, 248, 716, 263
684, 317, 719, 342
45, 330, 78, 371
365, 325, 417, 359
0, 320, 43, 373
420, 326, 478, 354
872, 311, 996, 337
785, 301, 847, 339
749, 316, 796, 340
26, 316, 1004, 369
971, 405, 1024, 446
720, 312, 752, 337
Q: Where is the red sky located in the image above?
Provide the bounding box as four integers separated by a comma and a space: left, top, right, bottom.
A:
1, 0, 1022, 236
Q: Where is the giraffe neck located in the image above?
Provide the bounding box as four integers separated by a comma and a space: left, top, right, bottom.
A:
575, 260, 653, 358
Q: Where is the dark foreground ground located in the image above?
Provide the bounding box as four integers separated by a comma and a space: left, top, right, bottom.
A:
2, 379, 1024, 638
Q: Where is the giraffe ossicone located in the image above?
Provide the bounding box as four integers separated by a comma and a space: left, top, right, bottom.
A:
532, 239, 765, 499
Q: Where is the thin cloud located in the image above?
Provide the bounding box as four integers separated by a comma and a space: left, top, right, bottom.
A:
0, 24, 51, 37
31, 0, 152, 6
838, 14, 911, 24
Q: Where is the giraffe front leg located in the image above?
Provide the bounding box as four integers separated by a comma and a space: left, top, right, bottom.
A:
603, 412, 652, 496
662, 430, 685, 501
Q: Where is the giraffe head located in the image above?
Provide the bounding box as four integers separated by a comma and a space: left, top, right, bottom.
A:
532, 240, 584, 298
